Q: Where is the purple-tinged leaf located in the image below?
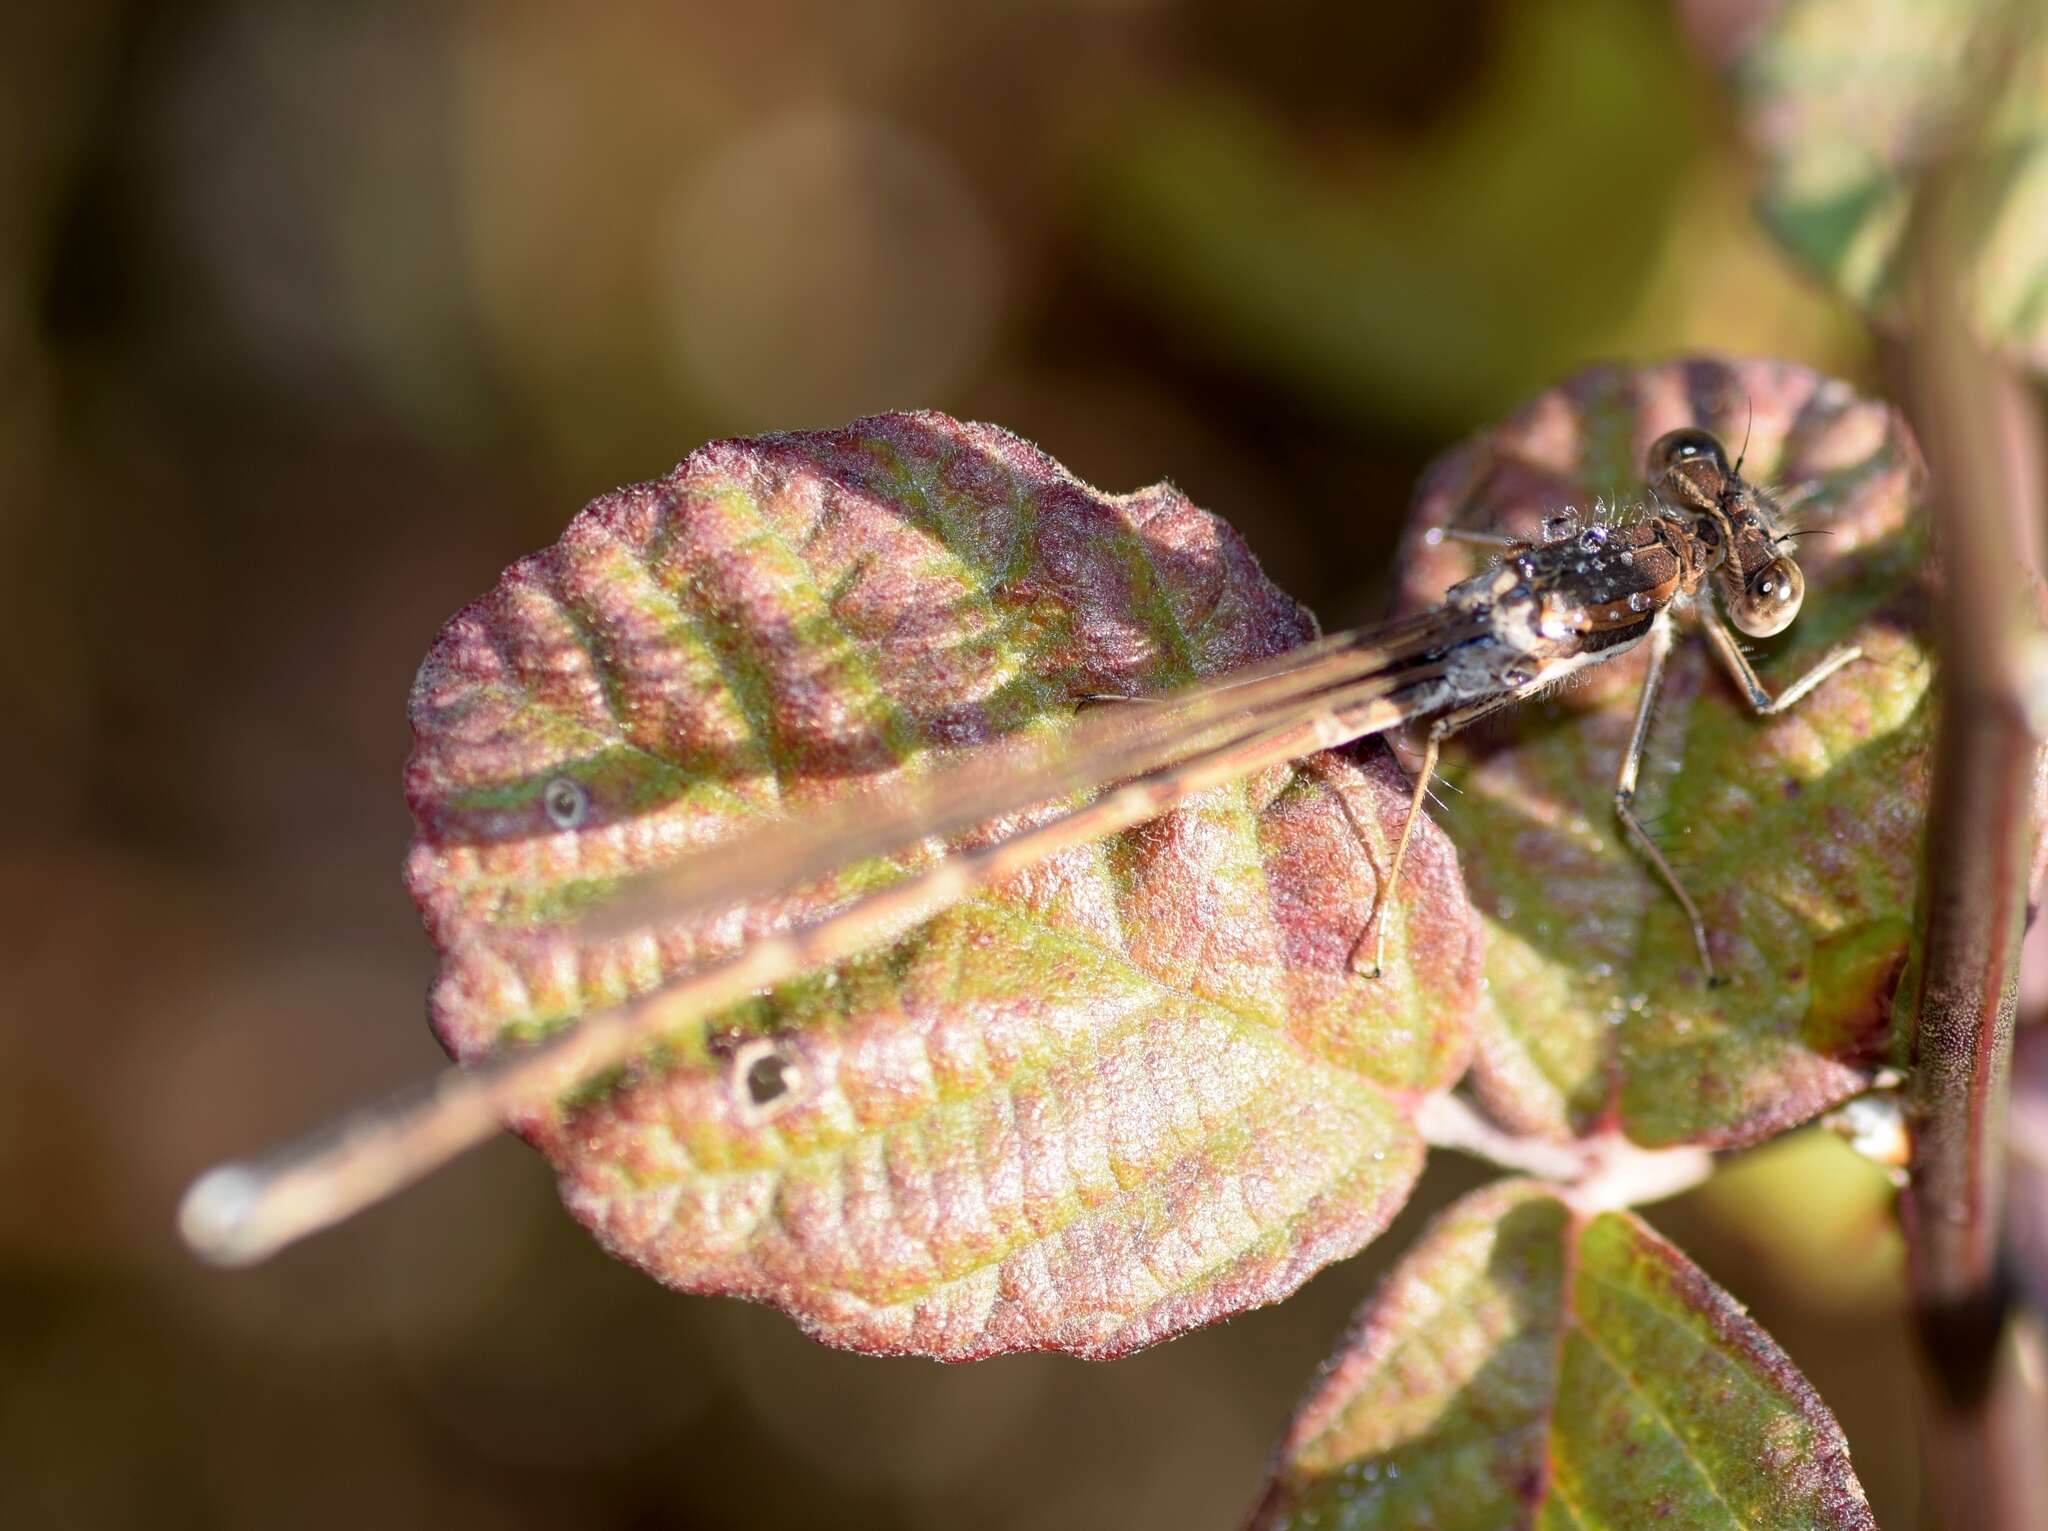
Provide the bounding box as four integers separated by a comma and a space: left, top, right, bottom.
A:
1395, 357, 1932, 1145
1250, 1180, 1874, 1530
405, 411, 1482, 1358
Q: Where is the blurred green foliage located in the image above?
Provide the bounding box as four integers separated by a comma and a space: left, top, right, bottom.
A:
1089, 0, 1877, 433
1738, 0, 2048, 369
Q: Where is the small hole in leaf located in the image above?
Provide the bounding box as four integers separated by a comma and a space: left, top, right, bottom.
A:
731, 1038, 804, 1121
542, 776, 589, 829
746, 1052, 792, 1105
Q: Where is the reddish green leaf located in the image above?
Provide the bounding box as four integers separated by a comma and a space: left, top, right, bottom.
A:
1394, 358, 1932, 1144
1250, 1180, 1874, 1530
1710, 0, 2048, 372
405, 411, 1481, 1358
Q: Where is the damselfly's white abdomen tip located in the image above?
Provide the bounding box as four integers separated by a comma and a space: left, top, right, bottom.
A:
177, 1163, 268, 1266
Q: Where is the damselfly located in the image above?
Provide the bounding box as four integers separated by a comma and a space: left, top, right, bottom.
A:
179, 425, 1859, 1265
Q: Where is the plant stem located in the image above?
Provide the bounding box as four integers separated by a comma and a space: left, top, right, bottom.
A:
1415, 1092, 1713, 1209
1898, 156, 2048, 1530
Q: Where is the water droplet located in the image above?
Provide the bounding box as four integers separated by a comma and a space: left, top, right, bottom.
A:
542, 776, 589, 829
1619, 550, 1635, 566
1579, 526, 1608, 551
1627, 591, 1649, 612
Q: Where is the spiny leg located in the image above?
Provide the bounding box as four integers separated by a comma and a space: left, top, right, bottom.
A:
1426, 527, 1526, 552
1611, 611, 1719, 983
1359, 685, 1534, 978
1697, 608, 1863, 715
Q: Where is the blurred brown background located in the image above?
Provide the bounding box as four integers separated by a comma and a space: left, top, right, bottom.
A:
3, 1, 1929, 1526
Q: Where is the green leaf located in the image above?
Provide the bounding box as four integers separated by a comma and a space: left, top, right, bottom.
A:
405, 411, 1482, 1357
1393, 357, 1932, 1144
1727, 0, 2048, 372
1250, 1180, 1874, 1530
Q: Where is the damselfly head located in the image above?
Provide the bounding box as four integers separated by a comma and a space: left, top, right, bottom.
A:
1646, 427, 1731, 516
1645, 427, 1809, 636
1713, 472, 1808, 636
1721, 545, 1805, 636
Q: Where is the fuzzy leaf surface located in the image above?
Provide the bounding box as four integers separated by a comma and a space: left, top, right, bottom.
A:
405, 411, 1481, 1358
1395, 357, 1932, 1144
1721, 0, 2048, 372
1250, 1180, 1874, 1531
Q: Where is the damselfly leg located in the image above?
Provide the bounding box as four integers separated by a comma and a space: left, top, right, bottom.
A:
1359, 678, 1546, 978
1612, 608, 1863, 983
1697, 609, 1863, 716
1426, 527, 1525, 552
1610, 609, 1718, 981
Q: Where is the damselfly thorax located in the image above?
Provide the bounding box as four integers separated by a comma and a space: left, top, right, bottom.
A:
1381, 505, 1713, 708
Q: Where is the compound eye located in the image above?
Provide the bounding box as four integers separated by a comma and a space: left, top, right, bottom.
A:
1646, 428, 1730, 479
1730, 556, 1805, 637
